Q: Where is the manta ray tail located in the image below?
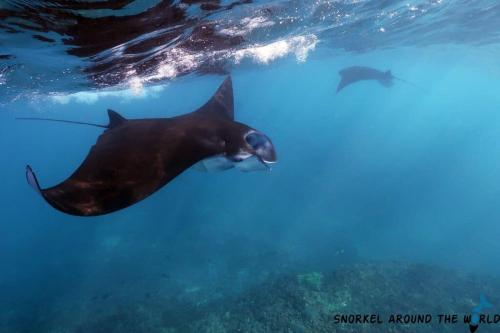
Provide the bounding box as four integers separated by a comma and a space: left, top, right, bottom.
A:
15, 117, 108, 128
16, 109, 128, 128
393, 76, 427, 92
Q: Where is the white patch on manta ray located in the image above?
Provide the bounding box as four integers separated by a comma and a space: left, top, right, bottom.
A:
193, 156, 235, 172
194, 154, 272, 173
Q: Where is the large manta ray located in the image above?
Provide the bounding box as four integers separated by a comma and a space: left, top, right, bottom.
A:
25, 77, 277, 217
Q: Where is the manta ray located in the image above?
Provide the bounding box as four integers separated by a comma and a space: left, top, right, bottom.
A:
22, 77, 277, 217
336, 66, 420, 93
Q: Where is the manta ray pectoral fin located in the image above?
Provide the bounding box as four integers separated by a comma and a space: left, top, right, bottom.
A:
336, 77, 349, 93
26, 165, 42, 195
107, 109, 127, 128
194, 76, 234, 120
25, 165, 63, 213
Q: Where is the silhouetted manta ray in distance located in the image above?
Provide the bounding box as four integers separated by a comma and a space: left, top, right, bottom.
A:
19, 77, 277, 217
336, 66, 422, 93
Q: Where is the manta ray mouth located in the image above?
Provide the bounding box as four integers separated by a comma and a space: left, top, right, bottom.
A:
233, 152, 275, 163
193, 153, 276, 173
234, 154, 275, 172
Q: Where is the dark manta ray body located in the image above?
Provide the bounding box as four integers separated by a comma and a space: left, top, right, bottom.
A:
24, 77, 276, 216
337, 66, 394, 92
336, 66, 423, 93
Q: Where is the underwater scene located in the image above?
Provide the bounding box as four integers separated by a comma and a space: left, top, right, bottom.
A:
1, 0, 500, 332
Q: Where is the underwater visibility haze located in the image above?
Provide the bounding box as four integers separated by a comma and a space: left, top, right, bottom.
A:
1, 0, 500, 332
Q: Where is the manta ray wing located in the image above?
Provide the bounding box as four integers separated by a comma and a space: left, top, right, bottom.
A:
336, 74, 355, 92
336, 67, 364, 92
194, 76, 234, 120
29, 119, 219, 216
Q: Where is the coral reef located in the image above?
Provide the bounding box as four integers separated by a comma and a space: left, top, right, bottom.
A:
2, 262, 499, 333
297, 271, 324, 290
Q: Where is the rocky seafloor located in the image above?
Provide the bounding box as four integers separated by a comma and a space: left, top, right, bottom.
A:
187, 263, 499, 333
7, 262, 497, 333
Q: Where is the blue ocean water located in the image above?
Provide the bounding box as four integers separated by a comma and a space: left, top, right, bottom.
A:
1, 1, 500, 332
